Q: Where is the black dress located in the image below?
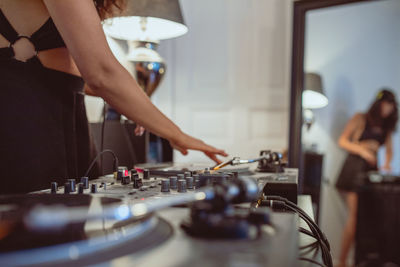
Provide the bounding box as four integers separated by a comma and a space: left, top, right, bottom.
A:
336, 119, 386, 192
0, 10, 99, 194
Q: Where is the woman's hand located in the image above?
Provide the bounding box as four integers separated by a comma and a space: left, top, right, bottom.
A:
359, 140, 380, 153
169, 132, 228, 164
381, 163, 392, 172
358, 148, 377, 166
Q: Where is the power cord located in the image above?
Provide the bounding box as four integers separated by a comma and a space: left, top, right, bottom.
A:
84, 149, 119, 178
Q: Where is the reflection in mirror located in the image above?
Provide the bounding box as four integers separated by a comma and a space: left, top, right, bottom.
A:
301, 0, 400, 265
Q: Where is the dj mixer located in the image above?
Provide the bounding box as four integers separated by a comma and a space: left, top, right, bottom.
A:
0, 153, 303, 267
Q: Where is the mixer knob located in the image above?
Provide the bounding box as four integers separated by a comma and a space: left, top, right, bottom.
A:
64, 182, 70, 194
185, 177, 194, 189
91, 183, 97, 193
51, 182, 57, 194
169, 176, 178, 189
132, 174, 143, 189
68, 179, 76, 192
177, 174, 184, 181
80, 177, 89, 189
78, 183, 84, 194
193, 174, 200, 188
121, 175, 130, 185
143, 169, 150, 180
178, 179, 187, 193
161, 179, 170, 192
116, 168, 127, 181
130, 168, 137, 176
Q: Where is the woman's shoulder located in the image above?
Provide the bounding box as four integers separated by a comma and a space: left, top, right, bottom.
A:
352, 112, 366, 121
349, 112, 367, 127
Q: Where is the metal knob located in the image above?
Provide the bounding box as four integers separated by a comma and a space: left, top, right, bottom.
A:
143, 169, 150, 179
161, 179, 170, 192
68, 179, 76, 192
178, 179, 187, 193
78, 183, 84, 194
51, 182, 57, 194
185, 177, 194, 189
91, 183, 97, 193
80, 177, 89, 189
193, 174, 200, 188
169, 176, 178, 189
64, 182, 70, 194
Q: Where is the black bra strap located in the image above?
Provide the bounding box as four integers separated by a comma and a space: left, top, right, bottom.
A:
0, 9, 19, 44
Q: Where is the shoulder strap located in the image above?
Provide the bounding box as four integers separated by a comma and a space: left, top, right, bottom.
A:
0, 9, 19, 44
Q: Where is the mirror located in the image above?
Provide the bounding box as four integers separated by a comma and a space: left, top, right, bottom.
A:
289, 0, 400, 263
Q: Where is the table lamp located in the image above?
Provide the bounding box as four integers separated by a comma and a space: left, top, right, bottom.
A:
103, 0, 188, 96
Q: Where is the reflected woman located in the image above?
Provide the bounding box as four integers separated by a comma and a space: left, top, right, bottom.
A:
336, 89, 398, 267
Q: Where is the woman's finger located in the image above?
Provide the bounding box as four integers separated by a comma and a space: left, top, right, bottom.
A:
204, 152, 222, 164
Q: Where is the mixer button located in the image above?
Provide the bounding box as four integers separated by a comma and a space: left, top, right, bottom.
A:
139, 186, 149, 191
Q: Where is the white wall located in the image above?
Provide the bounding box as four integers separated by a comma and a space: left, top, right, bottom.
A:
304, 0, 400, 262
87, 0, 292, 163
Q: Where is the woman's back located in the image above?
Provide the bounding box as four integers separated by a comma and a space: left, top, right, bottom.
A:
0, 0, 98, 194
0, 0, 80, 77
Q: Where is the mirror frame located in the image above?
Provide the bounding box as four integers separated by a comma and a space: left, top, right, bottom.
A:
288, 0, 379, 172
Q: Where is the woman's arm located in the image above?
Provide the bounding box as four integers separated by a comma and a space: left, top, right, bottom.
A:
338, 113, 376, 165
382, 133, 393, 171
43, 0, 227, 162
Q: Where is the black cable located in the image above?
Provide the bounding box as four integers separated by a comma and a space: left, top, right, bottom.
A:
298, 257, 327, 267
122, 120, 138, 166
84, 149, 118, 178
263, 196, 332, 267
100, 101, 107, 175
299, 241, 319, 256
300, 240, 319, 250
266, 196, 331, 251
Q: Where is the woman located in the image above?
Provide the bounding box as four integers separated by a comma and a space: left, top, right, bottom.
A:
336, 89, 398, 267
0, 0, 227, 194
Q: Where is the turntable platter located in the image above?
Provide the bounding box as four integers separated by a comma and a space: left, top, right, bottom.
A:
0, 195, 173, 267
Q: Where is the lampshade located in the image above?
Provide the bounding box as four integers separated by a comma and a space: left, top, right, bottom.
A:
302, 73, 328, 109
103, 0, 188, 40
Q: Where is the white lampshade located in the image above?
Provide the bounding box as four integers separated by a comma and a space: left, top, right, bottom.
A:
302, 73, 328, 109
102, 0, 188, 40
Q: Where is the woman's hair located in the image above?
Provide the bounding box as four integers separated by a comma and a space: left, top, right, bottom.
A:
94, 0, 126, 19
366, 89, 398, 135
